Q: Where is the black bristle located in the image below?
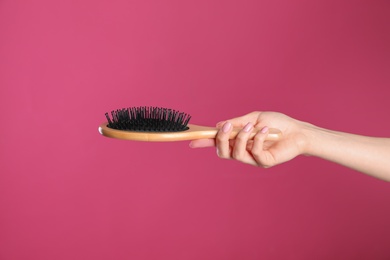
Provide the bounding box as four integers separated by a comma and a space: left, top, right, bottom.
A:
105, 106, 191, 132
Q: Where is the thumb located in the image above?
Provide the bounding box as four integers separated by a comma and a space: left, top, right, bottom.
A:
251, 126, 277, 168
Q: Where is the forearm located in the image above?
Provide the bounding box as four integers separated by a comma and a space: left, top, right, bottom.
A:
301, 123, 390, 181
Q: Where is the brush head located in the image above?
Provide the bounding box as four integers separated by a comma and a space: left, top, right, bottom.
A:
105, 106, 191, 132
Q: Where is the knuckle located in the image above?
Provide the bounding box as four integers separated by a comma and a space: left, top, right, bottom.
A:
254, 132, 265, 141
251, 150, 259, 158
254, 160, 271, 168
251, 146, 261, 157
260, 164, 271, 169
252, 153, 271, 168
249, 111, 260, 117
216, 149, 230, 159
216, 133, 227, 142
219, 153, 230, 159
231, 150, 242, 161
235, 135, 245, 143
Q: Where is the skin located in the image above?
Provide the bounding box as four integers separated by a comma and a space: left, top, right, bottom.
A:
189, 111, 390, 182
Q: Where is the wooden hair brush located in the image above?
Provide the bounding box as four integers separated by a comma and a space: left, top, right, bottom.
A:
98, 106, 282, 142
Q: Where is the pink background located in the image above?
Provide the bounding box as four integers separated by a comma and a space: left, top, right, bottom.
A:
1, 0, 390, 259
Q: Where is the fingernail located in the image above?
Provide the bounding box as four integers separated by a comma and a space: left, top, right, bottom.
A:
261, 126, 269, 133
216, 121, 225, 128
243, 122, 253, 132
222, 122, 232, 133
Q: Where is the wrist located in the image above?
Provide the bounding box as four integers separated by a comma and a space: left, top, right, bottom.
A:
299, 122, 343, 157
296, 121, 324, 156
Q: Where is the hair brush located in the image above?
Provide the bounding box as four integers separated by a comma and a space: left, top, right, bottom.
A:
98, 106, 282, 142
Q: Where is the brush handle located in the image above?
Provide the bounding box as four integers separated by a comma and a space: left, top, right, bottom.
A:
99, 123, 282, 142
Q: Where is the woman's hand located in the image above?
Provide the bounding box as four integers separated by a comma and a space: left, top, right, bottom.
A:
190, 111, 390, 181
189, 111, 310, 168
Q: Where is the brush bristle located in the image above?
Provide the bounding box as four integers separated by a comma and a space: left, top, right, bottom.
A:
105, 106, 191, 132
